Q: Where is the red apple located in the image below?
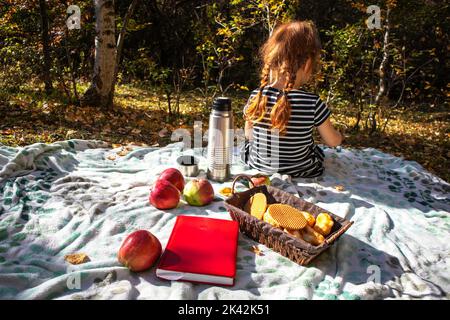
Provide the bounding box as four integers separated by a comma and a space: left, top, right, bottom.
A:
158, 168, 185, 192
183, 178, 215, 206
118, 230, 162, 272
149, 179, 180, 210
251, 174, 271, 187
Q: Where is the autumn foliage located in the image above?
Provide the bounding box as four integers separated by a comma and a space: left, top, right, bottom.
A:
0, 0, 448, 181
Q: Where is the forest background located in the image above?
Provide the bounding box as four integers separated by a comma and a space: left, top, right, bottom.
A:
0, 0, 448, 180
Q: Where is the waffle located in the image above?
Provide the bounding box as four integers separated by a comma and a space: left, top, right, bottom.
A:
264, 204, 308, 230
244, 193, 267, 220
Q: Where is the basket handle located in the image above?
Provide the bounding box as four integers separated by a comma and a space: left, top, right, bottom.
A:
324, 220, 354, 245
231, 174, 255, 194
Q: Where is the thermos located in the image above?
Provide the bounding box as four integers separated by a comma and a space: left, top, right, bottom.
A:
207, 97, 234, 182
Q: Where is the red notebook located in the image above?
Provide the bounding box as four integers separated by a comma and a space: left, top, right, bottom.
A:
156, 215, 239, 286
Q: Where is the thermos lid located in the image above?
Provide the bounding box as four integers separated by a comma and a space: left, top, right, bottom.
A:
212, 97, 231, 111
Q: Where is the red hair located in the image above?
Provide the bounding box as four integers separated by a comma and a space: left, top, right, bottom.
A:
244, 20, 322, 134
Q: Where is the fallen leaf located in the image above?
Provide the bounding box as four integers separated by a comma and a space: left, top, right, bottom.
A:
250, 245, 264, 256
219, 187, 233, 197
103, 125, 112, 133
106, 154, 117, 161
112, 143, 122, 149
334, 185, 345, 192
117, 149, 128, 156
1, 129, 13, 135
64, 253, 90, 265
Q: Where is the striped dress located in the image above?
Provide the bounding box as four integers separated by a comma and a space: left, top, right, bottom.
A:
241, 86, 331, 178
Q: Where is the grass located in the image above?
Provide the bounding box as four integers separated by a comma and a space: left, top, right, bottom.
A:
0, 81, 449, 182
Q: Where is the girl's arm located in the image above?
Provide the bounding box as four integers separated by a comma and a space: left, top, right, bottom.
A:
245, 121, 253, 140
317, 118, 342, 147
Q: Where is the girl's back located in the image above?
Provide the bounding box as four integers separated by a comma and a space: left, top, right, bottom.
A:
241, 20, 341, 178
243, 86, 330, 177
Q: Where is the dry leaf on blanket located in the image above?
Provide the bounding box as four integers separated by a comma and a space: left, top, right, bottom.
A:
334, 185, 345, 192
106, 154, 117, 161
117, 148, 129, 156
64, 253, 90, 265
112, 143, 122, 149
250, 245, 264, 256
219, 187, 233, 197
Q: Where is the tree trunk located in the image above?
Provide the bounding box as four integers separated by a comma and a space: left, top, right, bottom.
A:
64, 29, 80, 105
39, 0, 52, 95
370, 7, 390, 134
115, 0, 140, 82
82, 0, 117, 108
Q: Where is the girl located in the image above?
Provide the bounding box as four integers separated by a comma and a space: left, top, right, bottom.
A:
242, 20, 342, 178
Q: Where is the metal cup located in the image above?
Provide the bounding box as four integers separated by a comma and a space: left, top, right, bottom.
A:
176, 155, 199, 177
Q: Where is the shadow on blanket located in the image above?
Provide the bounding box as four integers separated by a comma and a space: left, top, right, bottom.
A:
313, 234, 446, 299
0, 161, 80, 223
313, 234, 403, 284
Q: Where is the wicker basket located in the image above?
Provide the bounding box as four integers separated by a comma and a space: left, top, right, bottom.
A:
224, 174, 354, 266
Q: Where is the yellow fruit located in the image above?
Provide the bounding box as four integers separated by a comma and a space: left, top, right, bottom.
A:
313, 213, 334, 236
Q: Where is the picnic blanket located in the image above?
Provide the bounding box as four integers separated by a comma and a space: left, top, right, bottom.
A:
0, 139, 449, 300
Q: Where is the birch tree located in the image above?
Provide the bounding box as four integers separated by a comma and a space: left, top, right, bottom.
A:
82, 0, 117, 108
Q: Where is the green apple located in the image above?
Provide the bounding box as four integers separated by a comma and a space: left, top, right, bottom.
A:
183, 178, 215, 206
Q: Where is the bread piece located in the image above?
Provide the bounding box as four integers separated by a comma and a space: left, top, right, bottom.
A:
300, 211, 316, 227
244, 193, 267, 220
263, 208, 281, 228
301, 225, 325, 246
284, 228, 303, 239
